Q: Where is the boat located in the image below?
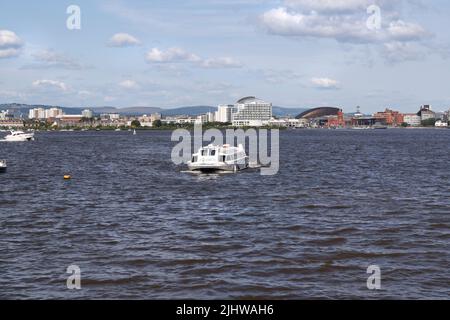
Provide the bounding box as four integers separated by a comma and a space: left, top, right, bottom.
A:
4, 130, 35, 142
133, 129, 137, 135
187, 144, 249, 173
0, 160, 6, 173
373, 122, 388, 130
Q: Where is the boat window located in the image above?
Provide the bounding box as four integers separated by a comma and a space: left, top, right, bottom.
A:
192, 156, 197, 163
211, 150, 216, 156
201, 150, 206, 156
221, 156, 226, 162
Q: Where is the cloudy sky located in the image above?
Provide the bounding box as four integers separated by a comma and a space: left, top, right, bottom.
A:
1, 0, 450, 112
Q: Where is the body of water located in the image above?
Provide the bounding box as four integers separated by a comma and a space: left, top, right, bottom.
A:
1, 129, 449, 299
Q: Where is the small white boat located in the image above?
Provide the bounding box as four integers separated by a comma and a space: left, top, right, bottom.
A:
188, 144, 249, 173
4, 130, 35, 142
133, 129, 137, 135
0, 160, 6, 172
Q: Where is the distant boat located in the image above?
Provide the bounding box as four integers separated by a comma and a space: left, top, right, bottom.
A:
373, 122, 388, 130
115, 128, 121, 132
3, 130, 35, 142
133, 129, 137, 135
0, 160, 7, 173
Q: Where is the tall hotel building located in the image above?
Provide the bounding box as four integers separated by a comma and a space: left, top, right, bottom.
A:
216, 97, 272, 126
215, 105, 234, 123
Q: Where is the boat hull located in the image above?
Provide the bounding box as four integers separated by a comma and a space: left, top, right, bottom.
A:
188, 161, 248, 173
4, 135, 34, 142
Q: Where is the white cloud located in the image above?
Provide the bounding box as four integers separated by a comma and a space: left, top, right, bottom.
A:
146, 47, 242, 69
201, 57, 242, 68
382, 41, 425, 64
260, 5, 429, 44
0, 30, 23, 58
284, 0, 381, 13
311, 77, 340, 89
146, 47, 201, 63
387, 20, 428, 42
32, 80, 68, 92
78, 90, 93, 98
104, 96, 117, 102
22, 49, 85, 70
108, 33, 141, 47
119, 79, 139, 89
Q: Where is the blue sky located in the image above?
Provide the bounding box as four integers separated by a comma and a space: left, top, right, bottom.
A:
1, 0, 450, 113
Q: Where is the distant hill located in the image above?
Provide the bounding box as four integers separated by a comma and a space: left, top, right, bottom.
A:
273, 106, 307, 117
0, 103, 308, 118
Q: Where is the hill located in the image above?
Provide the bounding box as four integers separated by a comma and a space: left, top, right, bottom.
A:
0, 103, 307, 118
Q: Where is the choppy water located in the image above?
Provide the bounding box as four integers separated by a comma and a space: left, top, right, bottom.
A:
0, 129, 449, 299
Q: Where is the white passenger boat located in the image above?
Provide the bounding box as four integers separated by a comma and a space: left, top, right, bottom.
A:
0, 160, 6, 172
188, 144, 249, 173
4, 130, 35, 142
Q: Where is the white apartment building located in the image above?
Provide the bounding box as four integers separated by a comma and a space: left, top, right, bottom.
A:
138, 113, 161, 127
418, 105, 436, 121
215, 105, 234, 123
29, 108, 46, 120
45, 108, 63, 119
403, 114, 421, 127
0, 110, 8, 120
232, 97, 272, 127
82, 109, 94, 119
29, 107, 63, 119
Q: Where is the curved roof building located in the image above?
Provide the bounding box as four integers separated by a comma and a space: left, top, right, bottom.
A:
296, 107, 341, 119
236, 96, 269, 105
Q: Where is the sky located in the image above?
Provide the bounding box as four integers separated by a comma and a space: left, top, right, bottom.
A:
1, 0, 450, 113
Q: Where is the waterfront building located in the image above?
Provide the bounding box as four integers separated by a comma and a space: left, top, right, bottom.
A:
151, 113, 161, 122
373, 108, 404, 126
231, 97, 272, 127
417, 105, 436, 121
196, 114, 209, 124
55, 115, 83, 126
82, 109, 94, 119
138, 114, 153, 127
28, 108, 46, 120
45, 108, 63, 119
215, 105, 233, 123
326, 110, 346, 128
206, 112, 215, 123
138, 113, 162, 127
268, 118, 307, 128
109, 113, 120, 120
0, 110, 8, 120
403, 114, 421, 127
0, 119, 24, 128
353, 106, 364, 118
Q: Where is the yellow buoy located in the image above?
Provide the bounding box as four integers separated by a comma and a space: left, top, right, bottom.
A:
64, 175, 71, 180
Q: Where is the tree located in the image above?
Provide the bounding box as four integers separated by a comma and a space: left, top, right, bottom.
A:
153, 119, 162, 128
421, 118, 436, 127
131, 120, 141, 128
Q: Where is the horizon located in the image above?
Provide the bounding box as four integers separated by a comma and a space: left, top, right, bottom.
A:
1, 1, 450, 112
1, 101, 448, 115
